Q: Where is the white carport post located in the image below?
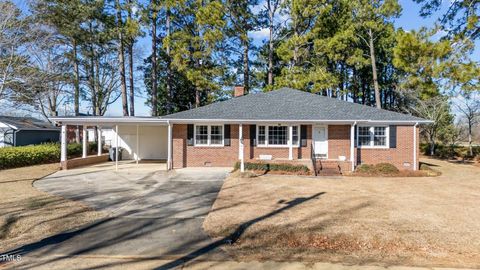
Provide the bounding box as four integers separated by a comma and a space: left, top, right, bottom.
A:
167, 123, 172, 170
288, 125, 293, 160
60, 124, 67, 165
136, 125, 139, 165
350, 122, 356, 172
82, 125, 87, 158
239, 124, 244, 172
115, 125, 119, 171
97, 127, 102, 156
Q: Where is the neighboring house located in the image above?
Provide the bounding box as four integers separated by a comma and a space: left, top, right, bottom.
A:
0, 116, 60, 147
50, 88, 431, 172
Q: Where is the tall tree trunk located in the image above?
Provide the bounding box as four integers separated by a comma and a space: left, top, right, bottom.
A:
127, 0, 135, 116
242, 38, 249, 94
165, 7, 172, 114
151, 6, 158, 116
368, 29, 381, 109
195, 89, 200, 108
116, 0, 129, 116
73, 39, 80, 143
267, 1, 274, 86
468, 123, 473, 156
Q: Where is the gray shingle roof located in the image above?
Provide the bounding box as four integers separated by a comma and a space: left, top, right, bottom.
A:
0, 116, 58, 130
163, 88, 428, 122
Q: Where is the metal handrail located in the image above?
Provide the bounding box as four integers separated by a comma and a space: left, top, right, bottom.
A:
311, 142, 318, 176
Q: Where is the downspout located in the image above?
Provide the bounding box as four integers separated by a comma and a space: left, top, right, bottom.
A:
350, 121, 357, 172
413, 122, 418, 170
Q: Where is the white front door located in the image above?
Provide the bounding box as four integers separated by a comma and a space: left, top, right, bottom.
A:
313, 125, 328, 158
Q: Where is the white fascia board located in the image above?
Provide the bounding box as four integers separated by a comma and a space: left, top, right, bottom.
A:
166, 119, 433, 125
49, 117, 169, 126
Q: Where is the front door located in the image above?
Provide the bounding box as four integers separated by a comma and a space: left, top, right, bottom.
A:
313, 125, 328, 159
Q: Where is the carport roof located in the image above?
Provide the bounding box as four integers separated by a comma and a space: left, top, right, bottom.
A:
50, 116, 168, 125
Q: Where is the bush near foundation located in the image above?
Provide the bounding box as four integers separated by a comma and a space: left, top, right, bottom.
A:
0, 143, 61, 170
234, 161, 310, 174
355, 163, 399, 175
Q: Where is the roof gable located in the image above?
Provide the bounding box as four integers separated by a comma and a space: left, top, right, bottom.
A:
163, 88, 427, 122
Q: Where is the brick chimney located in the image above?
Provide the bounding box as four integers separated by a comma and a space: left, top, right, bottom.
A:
234, 86, 245, 97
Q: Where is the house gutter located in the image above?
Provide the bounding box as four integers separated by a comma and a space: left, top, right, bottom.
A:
351, 121, 357, 172
413, 122, 418, 170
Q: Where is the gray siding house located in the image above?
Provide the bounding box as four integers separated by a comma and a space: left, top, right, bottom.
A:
0, 116, 60, 147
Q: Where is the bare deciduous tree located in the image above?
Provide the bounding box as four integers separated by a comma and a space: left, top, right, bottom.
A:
456, 92, 480, 156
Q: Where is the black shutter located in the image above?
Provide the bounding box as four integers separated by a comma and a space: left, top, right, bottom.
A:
354, 126, 357, 146
224, 124, 231, 146
250, 124, 256, 146
187, 124, 194, 146
389, 125, 397, 148
300, 125, 307, 147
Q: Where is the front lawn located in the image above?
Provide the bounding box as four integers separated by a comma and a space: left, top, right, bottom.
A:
0, 164, 105, 253
203, 158, 480, 268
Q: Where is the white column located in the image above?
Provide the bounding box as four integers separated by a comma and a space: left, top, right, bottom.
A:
136, 125, 139, 165
97, 127, 102, 156
239, 124, 244, 172
288, 125, 293, 160
82, 125, 87, 158
115, 125, 119, 171
60, 124, 67, 163
350, 122, 356, 172
167, 123, 172, 170
413, 123, 418, 171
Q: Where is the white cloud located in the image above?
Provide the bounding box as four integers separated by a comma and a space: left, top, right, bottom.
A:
249, 27, 270, 41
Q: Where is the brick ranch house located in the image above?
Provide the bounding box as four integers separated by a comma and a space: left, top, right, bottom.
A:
50, 88, 431, 173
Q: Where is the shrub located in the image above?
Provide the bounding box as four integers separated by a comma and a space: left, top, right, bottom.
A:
375, 163, 399, 174
233, 161, 310, 174
67, 143, 82, 157
355, 163, 399, 175
0, 143, 60, 170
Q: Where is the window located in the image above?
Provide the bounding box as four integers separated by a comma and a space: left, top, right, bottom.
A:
257, 125, 299, 147
210, 125, 223, 145
358, 127, 371, 146
357, 126, 388, 148
268, 126, 288, 145
374, 127, 386, 146
292, 126, 299, 145
258, 126, 266, 145
195, 125, 208, 145
194, 125, 224, 146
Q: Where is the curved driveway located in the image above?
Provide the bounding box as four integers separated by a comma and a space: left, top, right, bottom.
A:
26, 163, 230, 260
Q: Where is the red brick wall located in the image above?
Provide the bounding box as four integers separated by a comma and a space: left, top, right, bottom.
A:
172, 124, 312, 168
354, 125, 418, 170
328, 125, 351, 160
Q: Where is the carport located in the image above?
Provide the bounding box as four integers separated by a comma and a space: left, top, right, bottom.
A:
50, 117, 172, 170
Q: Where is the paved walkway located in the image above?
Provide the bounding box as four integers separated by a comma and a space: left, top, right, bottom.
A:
2, 162, 231, 269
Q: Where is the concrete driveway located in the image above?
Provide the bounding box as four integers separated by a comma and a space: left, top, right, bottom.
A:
12, 162, 230, 263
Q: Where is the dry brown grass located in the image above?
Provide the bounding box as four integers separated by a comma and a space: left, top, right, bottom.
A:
0, 163, 105, 253
203, 158, 480, 268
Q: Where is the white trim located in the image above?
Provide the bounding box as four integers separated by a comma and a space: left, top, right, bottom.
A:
60, 125, 67, 162
167, 124, 172, 170
82, 125, 87, 158
312, 125, 328, 159
413, 122, 418, 170
239, 124, 244, 172
256, 124, 300, 148
288, 125, 293, 160
350, 122, 356, 171
193, 124, 224, 147
97, 127, 102, 156
356, 125, 390, 149
136, 125, 139, 165
115, 125, 119, 171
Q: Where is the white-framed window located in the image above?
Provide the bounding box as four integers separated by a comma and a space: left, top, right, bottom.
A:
194, 124, 224, 146
357, 126, 389, 148
257, 125, 299, 147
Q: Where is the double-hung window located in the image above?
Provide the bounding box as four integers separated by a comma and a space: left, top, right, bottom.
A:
194, 125, 224, 146
257, 125, 299, 147
357, 126, 388, 148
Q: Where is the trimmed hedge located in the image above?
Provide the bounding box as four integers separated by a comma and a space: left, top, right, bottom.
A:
0, 142, 88, 170
234, 161, 310, 174
356, 163, 399, 175
0, 143, 61, 170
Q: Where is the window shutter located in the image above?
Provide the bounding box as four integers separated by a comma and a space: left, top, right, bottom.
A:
249, 125, 256, 146
224, 124, 231, 146
300, 125, 307, 147
354, 126, 357, 146
389, 125, 397, 148
187, 124, 194, 146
